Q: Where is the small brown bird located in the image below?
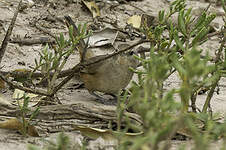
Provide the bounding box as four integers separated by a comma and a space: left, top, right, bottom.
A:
64, 16, 139, 102
79, 52, 138, 100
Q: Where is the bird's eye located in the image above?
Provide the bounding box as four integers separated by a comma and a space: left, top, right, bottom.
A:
129, 51, 134, 55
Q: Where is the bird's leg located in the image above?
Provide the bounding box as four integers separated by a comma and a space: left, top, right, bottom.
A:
108, 93, 117, 101
89, 91, 105, 100
105, 93, 118, 105
89, 91, 117, 105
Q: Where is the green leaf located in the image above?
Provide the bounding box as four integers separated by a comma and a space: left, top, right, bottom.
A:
34, 58, 38, 67
192, 27, 209, 46
172, 59, 186, 78
169, 21, 174, 39
69, 25, 74, 40
159, 10, 165, 24
173, 30, 185, 51
22, 95, 30, 113
185, 8, 192, 18
59, 33, 65, 48
203, 14, 216, 28
77, 24, 81, 34
29, 107, 40, 121
185, 8, 192, 25
174, 0, 186, 12
191, 12, 206, 35
48, 52, 53, 61
81, 23, 87, 35
56, 36, 60, 47
52, 57, 59, 70
160, 40, 169, 50
178, 9, 187, 36
171, 0, 179, 6
222, 0, 226, 13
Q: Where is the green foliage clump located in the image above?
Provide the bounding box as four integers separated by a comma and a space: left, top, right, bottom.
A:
117, 0, 226, 149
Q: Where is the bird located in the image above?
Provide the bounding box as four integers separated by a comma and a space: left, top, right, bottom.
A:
64, 16, 139, 103
79, 51, 138, 101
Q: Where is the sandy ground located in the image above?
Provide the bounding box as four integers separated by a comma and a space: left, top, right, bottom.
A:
0, 0, 225, 149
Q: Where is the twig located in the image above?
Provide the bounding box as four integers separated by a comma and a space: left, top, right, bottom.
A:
0, 0, 22, 64
98, 18, 141, 38
86, 39, 149, 66
121, 0, 147, 14
47, 9, 65, 24
110, 0, 147, 14
202, 32, 226, 113
10, 37, 55, 45
0, 73, 50, 96
51, 71, 78, 96
190, 3, 211, 29
207, 30, 223, 38
0, 67, 79, 79
34, 23, 56, 39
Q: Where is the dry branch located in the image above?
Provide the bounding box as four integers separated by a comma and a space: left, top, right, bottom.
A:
0, 0, 22, 64
0, 100, 142, 133
10, 37, 55, 45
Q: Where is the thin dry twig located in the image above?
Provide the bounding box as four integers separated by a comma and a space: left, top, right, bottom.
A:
0, 0, 22, 64
34, 23, 56, 39
0, 72, 50, 96
10, 37, 55, 45
122, 0, 147, 14
0, 67, 77, 79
